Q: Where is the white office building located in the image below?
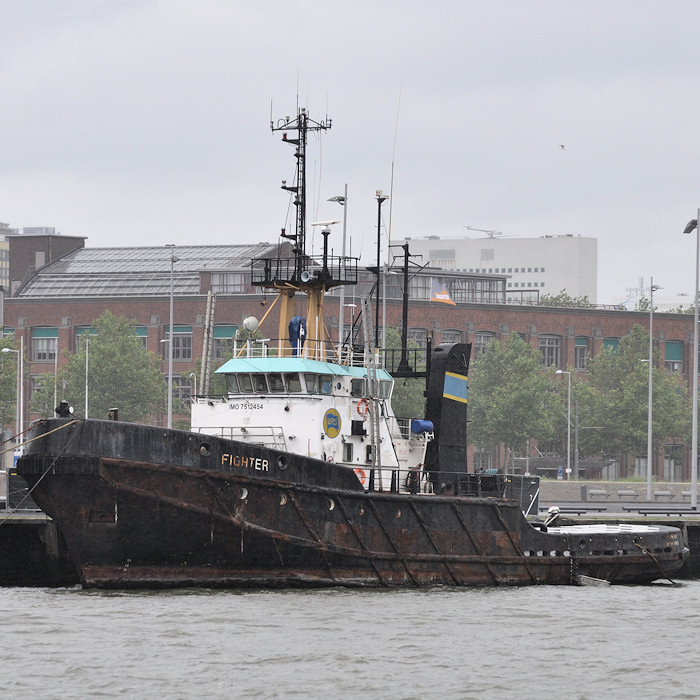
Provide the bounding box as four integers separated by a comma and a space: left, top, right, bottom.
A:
394, 234, 598, 304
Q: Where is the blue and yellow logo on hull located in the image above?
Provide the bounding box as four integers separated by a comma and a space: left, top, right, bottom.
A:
323, 408, 342, 438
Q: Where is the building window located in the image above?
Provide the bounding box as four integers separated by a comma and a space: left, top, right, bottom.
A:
441, 329, 462, 344
408, 276, 430, 300
31, 328, 58, 362
211, 273, 246, 293
165, 325, 193, 361
213, 325, 238, 360
665, 340, 683, 373
574, 337, 589, 370
170, 376, 193, 411
30, 375, 53, 412
75, 327, 96, 351
603, 338, 620, 354
135, 326, 148, 349
538, 335, 561, 368
474, 332, 496, 358
407, 328, 427, 349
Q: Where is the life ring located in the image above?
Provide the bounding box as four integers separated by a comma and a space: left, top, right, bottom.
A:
357, 399, 369, 416
354, 468, 367, 485
326, 455, 334, 463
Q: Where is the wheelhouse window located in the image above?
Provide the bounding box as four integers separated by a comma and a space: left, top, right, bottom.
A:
238, 374, 253, 393
226, 374, 240, 393
267, 373, 285, 393
253, 374, 268, 392
351, 378, 366, 397
283, 373, 302, 392
305, 373, 333, 394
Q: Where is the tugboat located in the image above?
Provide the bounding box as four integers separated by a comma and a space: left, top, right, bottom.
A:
17, 109, 688, 588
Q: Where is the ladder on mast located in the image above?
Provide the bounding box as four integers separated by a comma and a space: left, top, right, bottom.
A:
200, 291, 216, 395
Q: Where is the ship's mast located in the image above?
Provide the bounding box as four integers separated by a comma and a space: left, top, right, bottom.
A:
251, 108, 357, 360
272, 108, 331, 281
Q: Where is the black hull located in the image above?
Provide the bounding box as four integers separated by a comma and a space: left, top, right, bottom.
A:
18, 419, 688, 588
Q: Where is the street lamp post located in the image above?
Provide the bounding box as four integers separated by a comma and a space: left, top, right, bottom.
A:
684, 212, 699, 510
166, 244, 178, 429
375, 190, 389, 349
328, 186, 348, 347
646, 278, 661, 501
84, 336, 90, 419
556, 369, 571, 480
2, 344, 20, 442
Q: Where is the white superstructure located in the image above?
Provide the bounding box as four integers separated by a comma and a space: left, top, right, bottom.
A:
190, 353, 433, 491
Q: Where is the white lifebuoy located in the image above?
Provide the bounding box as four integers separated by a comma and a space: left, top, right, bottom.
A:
327, 455, 334, 463
354, 468, 367, 485
357, 398, 369, 416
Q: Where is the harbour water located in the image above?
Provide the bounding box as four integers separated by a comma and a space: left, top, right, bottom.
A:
2, 582, 698, 699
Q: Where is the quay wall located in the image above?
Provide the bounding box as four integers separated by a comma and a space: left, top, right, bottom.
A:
539, 479, 694, 504
0, 516, 78, 587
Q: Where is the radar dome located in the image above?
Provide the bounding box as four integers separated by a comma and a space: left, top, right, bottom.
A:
242, 316, 259, 332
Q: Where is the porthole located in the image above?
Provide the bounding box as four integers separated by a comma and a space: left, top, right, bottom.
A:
279, 494, 287, 506
239, 487, 248, 500
277, 455, 288, 469
328, 499, 335, 511
199, 442, 211, 456
395, 508, 402, 519
357, 504, 365, 516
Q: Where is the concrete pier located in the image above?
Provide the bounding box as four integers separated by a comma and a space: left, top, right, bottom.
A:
0, 511, 78, 587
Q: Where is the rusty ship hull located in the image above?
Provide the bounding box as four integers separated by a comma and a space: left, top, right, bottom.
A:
17, 419, 688, 589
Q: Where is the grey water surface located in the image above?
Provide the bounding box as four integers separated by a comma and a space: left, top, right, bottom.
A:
1, 582, 698, 699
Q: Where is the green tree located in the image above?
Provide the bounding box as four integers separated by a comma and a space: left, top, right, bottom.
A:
384, 327, 425, 418
0, 334, 22, 434
60, 311, 165, 422
468, 333, 560, 461
29, 372, 55, 417
580, 324, 690, 462
539, 290, 594, 308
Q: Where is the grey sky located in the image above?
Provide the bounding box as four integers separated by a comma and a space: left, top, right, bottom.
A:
2, 0, 700, 305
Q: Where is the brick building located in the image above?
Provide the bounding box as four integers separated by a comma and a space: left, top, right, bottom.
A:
1, 235, 695, 481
